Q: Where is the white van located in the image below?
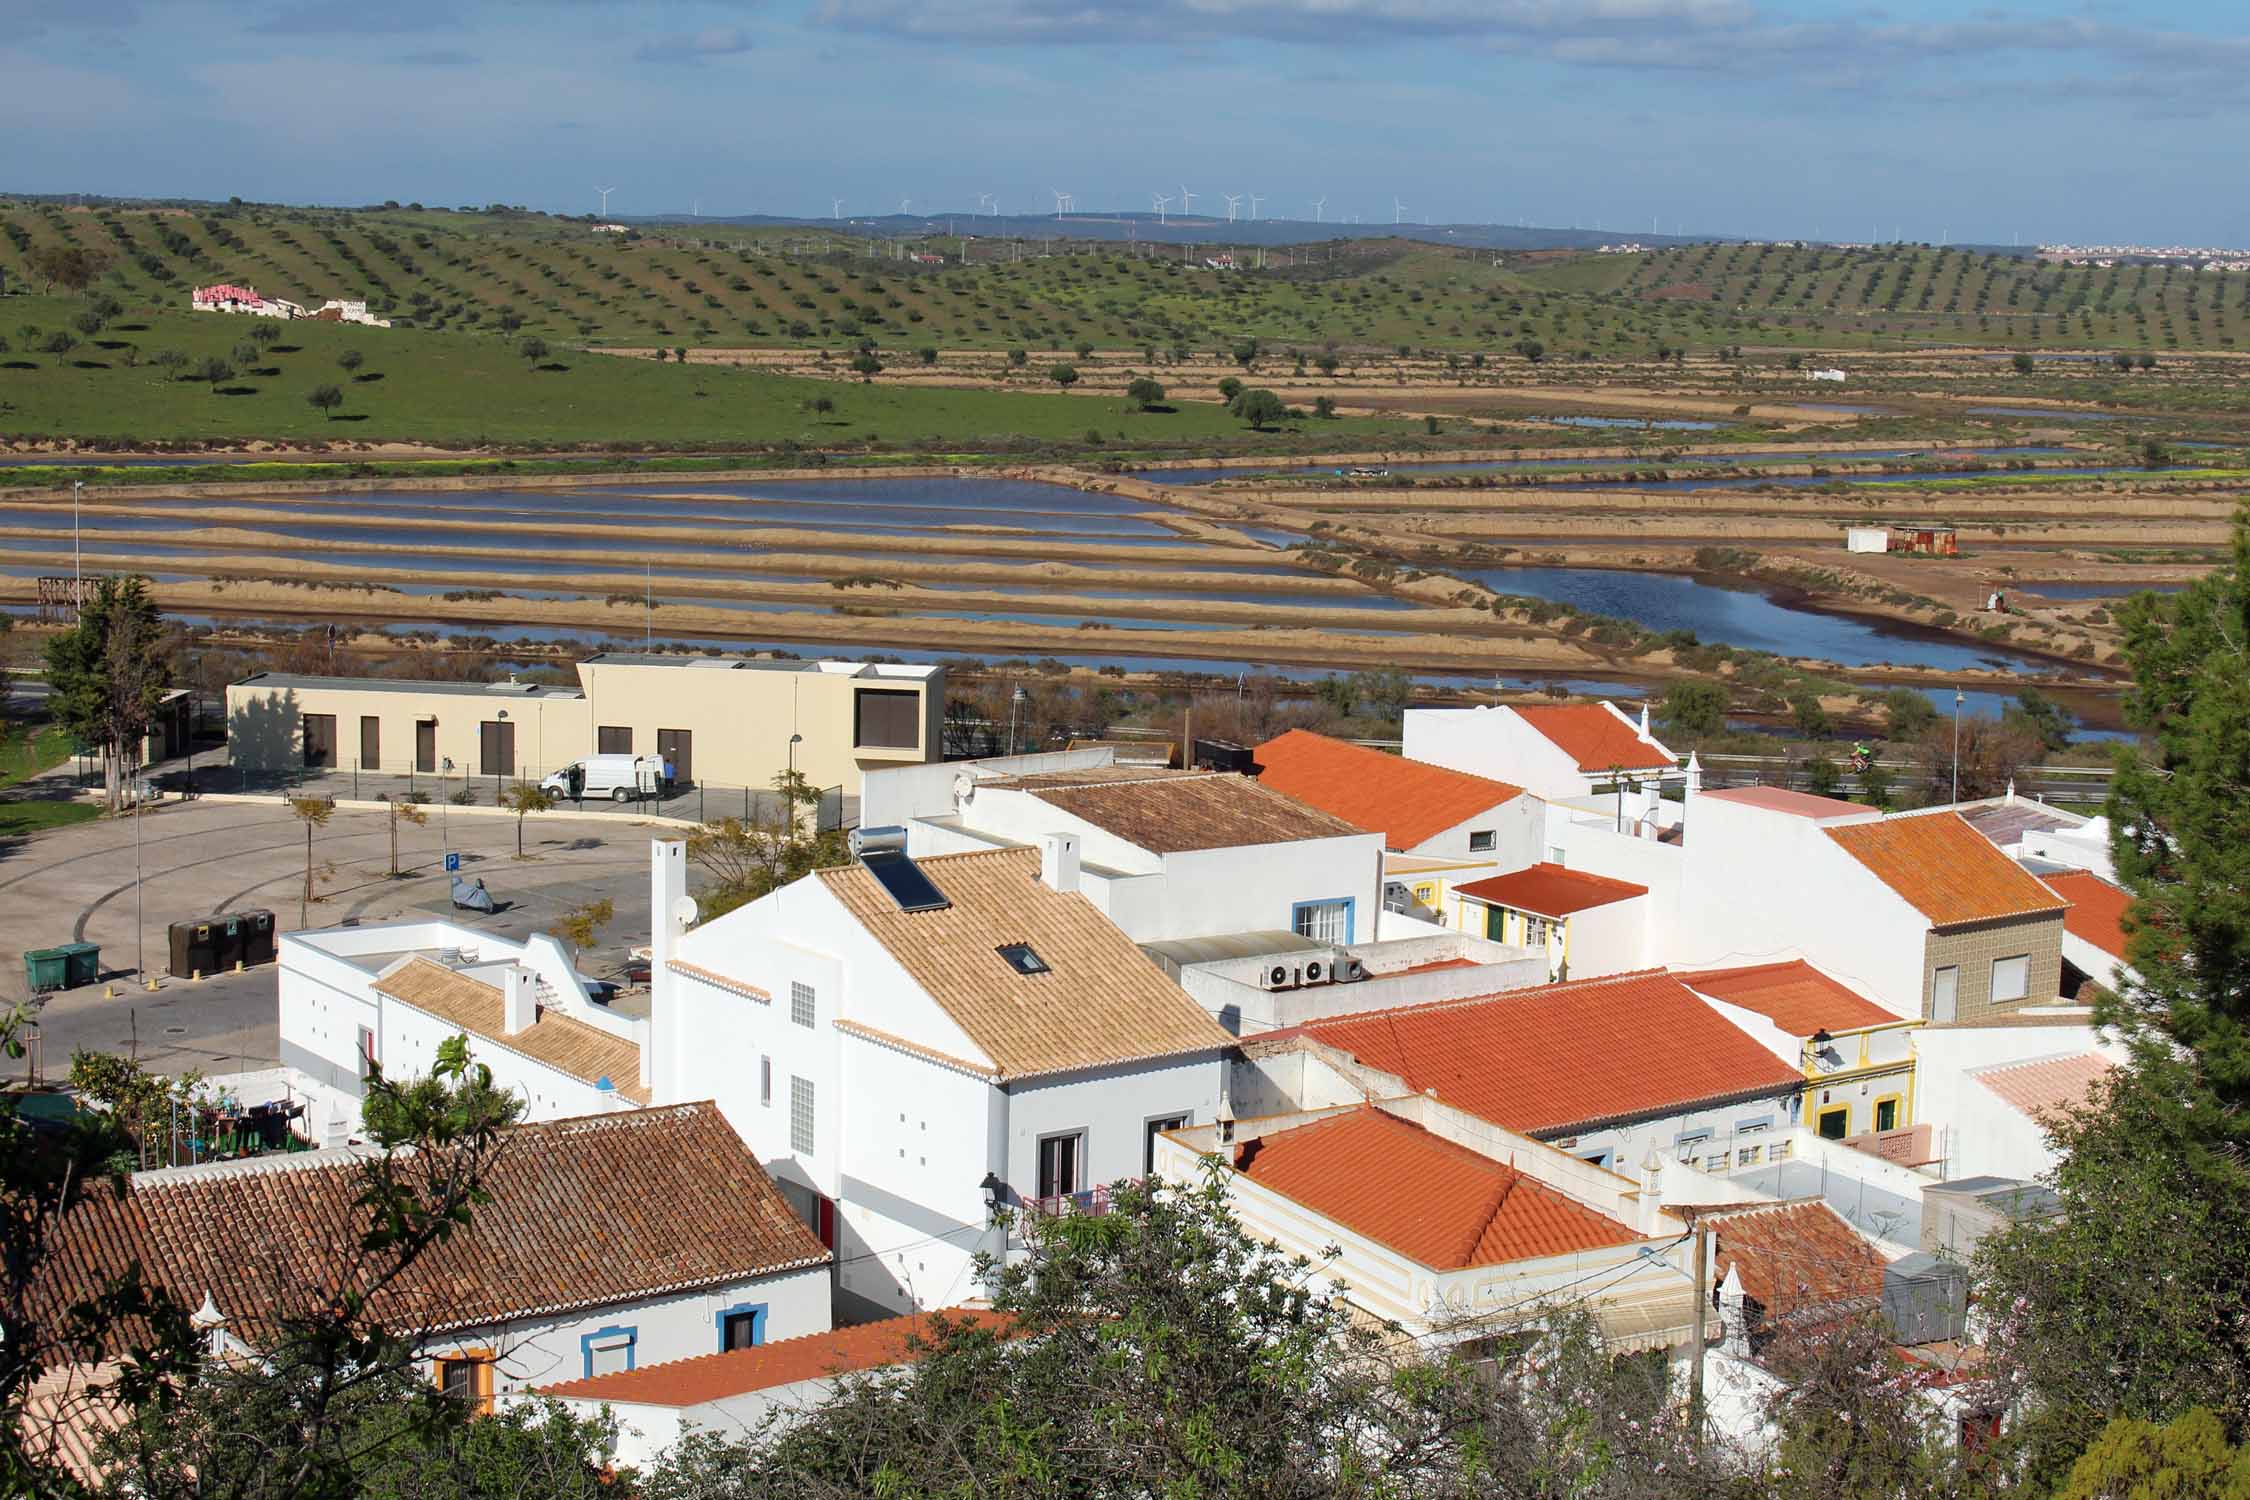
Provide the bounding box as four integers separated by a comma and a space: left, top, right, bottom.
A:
542, 754, 665, 803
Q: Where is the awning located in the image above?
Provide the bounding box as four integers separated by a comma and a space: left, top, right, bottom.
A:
1590, 1282, 1720, 1355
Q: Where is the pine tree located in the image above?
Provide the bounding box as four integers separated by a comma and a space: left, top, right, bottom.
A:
43, 575, 172, 811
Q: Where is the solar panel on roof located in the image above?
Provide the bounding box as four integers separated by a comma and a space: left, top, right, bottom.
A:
862, 851, 951, 913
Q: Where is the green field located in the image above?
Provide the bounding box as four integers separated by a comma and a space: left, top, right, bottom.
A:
6, 200, 2239, 364
0, 294, 1416, 449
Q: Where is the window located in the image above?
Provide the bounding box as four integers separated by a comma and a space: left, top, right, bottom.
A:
302, 713, 338, 769
1818, 1106, 1851, 1140
434, 1353, 492, 1413
853, 688, 921, 749
1930, 964, 1960, 1023
1523, 914, 1555, 948
1773, 1138, 1795, 1161
359, 715, 380, 769
1038, 1131, 1085, 1200
1468, 829, 1496, 852
597, 725, 633, 754
997, 943, 1049, 975
1548, 847, 1566, 865
1383, 882, 1412, 915
789, 1076, 815, 1154
1291, 898, 1352, 945
581, 1326, 636, 1378
1874, 1097, 1900, 1133
1145, 1114, 1189, 1174
718, 1304, 767, 1351
1736, 1145, 1763, 1167
357, 1025, 378, 1079
790, 981, 816, 1029
760, 1054, 772, 1108
1991, 954, 2030, 1005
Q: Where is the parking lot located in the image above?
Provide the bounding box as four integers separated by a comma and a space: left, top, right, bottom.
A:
0, 797, 681, 1080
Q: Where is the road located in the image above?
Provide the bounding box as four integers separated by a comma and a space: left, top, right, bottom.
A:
0, 797, 682, 1080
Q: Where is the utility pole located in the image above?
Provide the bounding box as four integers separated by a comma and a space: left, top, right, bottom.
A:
1951, 689, 1965, 803
72, 480, 83, 615
1688, 1222, 1709, 1447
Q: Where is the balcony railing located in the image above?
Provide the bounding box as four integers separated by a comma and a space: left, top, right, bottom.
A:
1022, 1182, 1123, 1219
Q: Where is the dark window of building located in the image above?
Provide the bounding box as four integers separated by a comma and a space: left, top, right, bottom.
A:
1468, 830, 1496, 852
721, 1310, 764, 1351
1037, 1131, 1084, 1200
415, 720, 437, 773
359, 716, 380, 769
597, 725, 633, 754
854, 689, 921, 750
1144, 1114, 1189, 1174
997, 943, 1049, 976
302, 714, 337, 769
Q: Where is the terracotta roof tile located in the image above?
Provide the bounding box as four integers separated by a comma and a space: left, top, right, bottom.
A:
1692, 1201, 1887, 1316
1233, 1108, 1639, 1270
1454, 863, 1647, 917
375, 957, 649, 1104
1680, 960, 1901, 1035
1972, 1052, 2117, 1122
995, 770, 1364, 854
1303, 972, 1803, 1135
30, 1104, 828, 1354
539, 1308, 1012, 1406
1513, 705, 1675, 772
1824, 814, 2069, 927
1251, 729, 1527, 850
817, 847, 1232, 1080
2041, 870, 2131, 960
1699, 786, 1869, 820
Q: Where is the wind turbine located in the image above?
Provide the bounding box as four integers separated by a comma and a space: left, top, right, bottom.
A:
1223, 192, 1243, 223
1248, 192, 1264, 221
596, 186, 616, 216
833, 197, 845, 219
900, 197, 912, 215
1312, 196, 1326, 223
1051, 189, 1072, 219
1152, 191, 1171, 225
1180, 184, 1197, 218
1393, 197, 1407, 225
977, 192, 997, 216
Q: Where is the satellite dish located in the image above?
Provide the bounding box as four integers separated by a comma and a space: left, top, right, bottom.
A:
953, 771, 977, 807
671, 895, 700, 930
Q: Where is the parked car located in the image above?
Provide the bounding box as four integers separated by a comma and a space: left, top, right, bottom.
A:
540, 754, 664, 803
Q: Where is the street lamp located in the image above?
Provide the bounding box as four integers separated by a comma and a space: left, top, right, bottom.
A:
1008, 686, 1028, 757
72, 480, 83, 614
1951, 689, 1965, 804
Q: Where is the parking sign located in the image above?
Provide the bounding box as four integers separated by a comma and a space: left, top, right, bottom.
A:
445, 851, 461, 873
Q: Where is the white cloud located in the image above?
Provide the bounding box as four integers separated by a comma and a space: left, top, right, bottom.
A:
634, 24, 756, 61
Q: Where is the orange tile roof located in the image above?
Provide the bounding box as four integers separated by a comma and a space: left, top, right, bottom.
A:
1679, 960, 1901, 1035
1251, 729, 1527, 850
374, 957, 649, 1104
992, 769, 1365, 853
1454, 863, 1647, 918
1693, 1201, 1887, 1316
539, 1308, 1012, 1406
2041, 870, 2131, 960
1232, 1107, 1638, 1270
1302, 972, 1803, 1135
815, 847, 1233, 1080
1973, 1052, 2117, 1122
1513, 704, 1675, 771
1824, 814, 2069, 927
30, 1105, 828, 1354
1699, 786, 1869, 820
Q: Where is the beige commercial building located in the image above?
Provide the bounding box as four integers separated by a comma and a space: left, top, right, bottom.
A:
225, 653, 946, 793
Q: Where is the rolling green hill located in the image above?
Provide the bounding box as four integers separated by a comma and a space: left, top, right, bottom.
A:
1, 201, 2236, 387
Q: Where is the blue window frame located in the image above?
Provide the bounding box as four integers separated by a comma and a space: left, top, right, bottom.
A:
1290, 896, 1355, 945
579, 1324, 637, 1379
716, 1300, 769, 1352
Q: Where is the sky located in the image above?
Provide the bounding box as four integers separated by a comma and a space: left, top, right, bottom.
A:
6, 0, 2250, 247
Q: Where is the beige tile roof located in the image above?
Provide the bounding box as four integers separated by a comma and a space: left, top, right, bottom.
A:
988, 769, 1363, 854
374, 956, 650, 1105
1973, 1052, 2117, 1122
31, 1104, 829, 1352
817, 846, 1234, 1080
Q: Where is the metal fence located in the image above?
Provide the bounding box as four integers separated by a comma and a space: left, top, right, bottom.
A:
157, 759, 852, 831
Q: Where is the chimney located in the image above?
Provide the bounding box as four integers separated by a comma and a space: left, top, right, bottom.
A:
1686, 750, 1703, 795
1719, 1263, 1750, 1358
2004, 778, 2016, 806
1641, 779, 1662, 834
1638, 702, 1652, 739
649, 838, 692, 1104
1039, 831, 1081, 894
503, 966, 537, 1035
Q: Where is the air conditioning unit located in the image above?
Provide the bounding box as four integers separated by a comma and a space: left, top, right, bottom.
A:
1255, 964, 1294, 992
1333, 955, 1366, 983
1302, 958, 1326, 985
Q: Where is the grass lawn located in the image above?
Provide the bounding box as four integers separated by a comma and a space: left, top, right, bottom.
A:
0, 724, 76, 790
0, 798, 100, 839
0, 296, 1417, 449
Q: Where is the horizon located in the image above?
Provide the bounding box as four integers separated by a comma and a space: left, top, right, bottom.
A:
5, 1, 2248, 247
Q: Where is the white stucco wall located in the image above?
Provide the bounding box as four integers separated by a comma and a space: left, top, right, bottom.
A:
1406, 706, 1588, 803
1412, 793, 1547, 869
1910, 1019, 2127, 1182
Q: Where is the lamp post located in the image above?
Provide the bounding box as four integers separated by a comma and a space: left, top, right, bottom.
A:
1008, 686, 1028, 757
1951, 688, 1965, 804
72, 480, 83, 614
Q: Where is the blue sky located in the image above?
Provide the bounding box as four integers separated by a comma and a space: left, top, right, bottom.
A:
6, 0, 2248, 245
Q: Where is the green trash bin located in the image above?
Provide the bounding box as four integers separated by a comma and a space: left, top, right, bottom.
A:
59, 942, 100, 989
23, 947, 70, 995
